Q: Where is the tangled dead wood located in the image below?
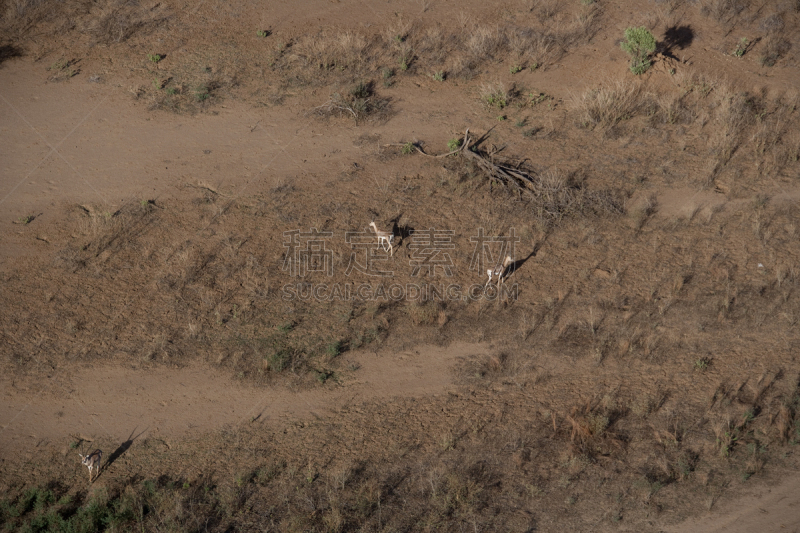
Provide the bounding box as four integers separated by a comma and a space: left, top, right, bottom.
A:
411, 128, 546, 194
387, 128, 624, 224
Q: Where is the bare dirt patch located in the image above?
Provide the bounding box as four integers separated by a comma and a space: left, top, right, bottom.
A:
0, 342, 481, 457
667, 473, 800, 532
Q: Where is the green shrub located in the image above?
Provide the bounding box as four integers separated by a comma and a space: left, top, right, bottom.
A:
325, 341, 341, 358
266, 349, 291, 372
734, 37, 749, 57
350, 81, 370, 99
480, 82, 508, 109
620, 27, 656, 75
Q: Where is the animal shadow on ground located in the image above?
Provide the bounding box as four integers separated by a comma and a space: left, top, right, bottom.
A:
106, 427, 148, 470
506, 226, 551, 277
390, 213, 415, 249
507, 249, 538, 281
0, 45, 21, 67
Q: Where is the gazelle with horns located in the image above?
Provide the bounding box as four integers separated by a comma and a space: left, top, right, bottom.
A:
79, 449, 103, 482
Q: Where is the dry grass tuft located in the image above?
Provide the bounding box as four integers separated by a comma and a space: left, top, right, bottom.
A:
672, 67, 718, 96
405, 300, 437, 326
479, 81, 509, 109
4, 0, 170, 44
465, 25, 505, 60
413, 19, 589, 78
145, 47, 244, 114
312, 80, 390, 124
655, 91, 695, 125
384, 17, 413, 46
2, 0, 51, 38
460, 352, 513, 380
291, 29, 370, 70
574, 78, 651, 128
528, 169, 602, 223
699, 0, 747, 27
279, 18, 592, 82
774, 402, 794, 443
629, 193, 658, 230
565, 399, 622, 457
759, 32, 791, 67
708, 83, 762, 165
81, 0, 171, 45
413, 24, 449, 65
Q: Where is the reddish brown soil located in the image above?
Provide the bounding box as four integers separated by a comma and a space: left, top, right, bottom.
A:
2, 0, 800, 530
0, 342, 479, 456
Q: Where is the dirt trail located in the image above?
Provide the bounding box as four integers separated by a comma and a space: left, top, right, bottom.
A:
0, 59, 476, 218
666, 474, 800, 533
0, 342, 483, 460
6, 340, 799, 533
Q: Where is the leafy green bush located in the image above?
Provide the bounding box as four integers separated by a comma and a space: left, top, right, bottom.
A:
734, 37, 749, 57
620, 27, 656, 75
325, 340, 341, 358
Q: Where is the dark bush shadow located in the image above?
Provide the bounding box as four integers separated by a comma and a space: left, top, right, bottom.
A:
661, 25, 694, 56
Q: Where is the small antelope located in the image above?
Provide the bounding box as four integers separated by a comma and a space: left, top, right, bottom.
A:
79, 449, 103, 482
485, 255, 514, 288
369, 221, 395, 256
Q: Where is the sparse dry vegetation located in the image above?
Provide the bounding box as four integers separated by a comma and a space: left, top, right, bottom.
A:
313, 80, 390, 123
5, 169, 800, 530
3, 0, 800, 531
574, 78, 650, 128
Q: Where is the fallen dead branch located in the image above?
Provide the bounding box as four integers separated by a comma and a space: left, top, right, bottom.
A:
391, 129, 624, 224
395, 129, 544, 193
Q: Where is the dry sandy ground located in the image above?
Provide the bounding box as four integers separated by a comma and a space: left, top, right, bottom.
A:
0, 343, 480, 457
2, 55, 800, 530
3, 0, 800, 527
668, 474, 800, 532
3, 351, 800, 532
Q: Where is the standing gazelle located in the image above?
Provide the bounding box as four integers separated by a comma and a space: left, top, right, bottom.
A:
369, 221, 395, 256
485, 255, 514, 288
79, 449, 103, 482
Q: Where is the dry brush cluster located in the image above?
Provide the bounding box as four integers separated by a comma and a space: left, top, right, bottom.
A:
282, 12, 597, 80
3, 362, 800, 531
571, 71, 800, 186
